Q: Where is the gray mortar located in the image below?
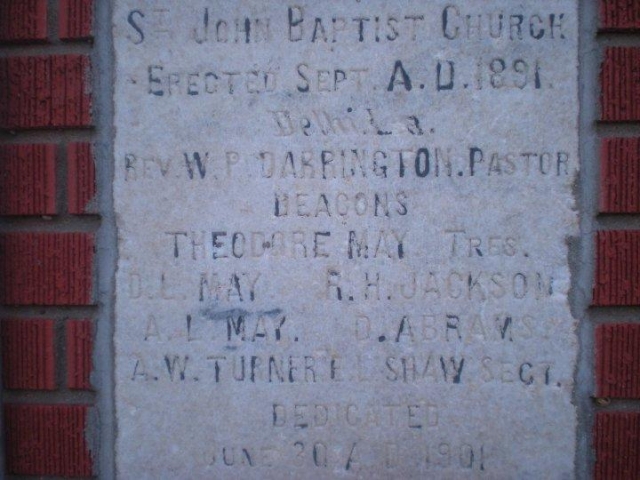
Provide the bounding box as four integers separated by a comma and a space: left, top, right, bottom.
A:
93, 1, 116, 478
574, 1, 599, 478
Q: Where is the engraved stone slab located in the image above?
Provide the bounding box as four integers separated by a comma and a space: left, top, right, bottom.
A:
113, 1, 579, 478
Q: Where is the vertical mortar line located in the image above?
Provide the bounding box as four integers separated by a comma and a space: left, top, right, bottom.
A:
58, 140, 68, 216
0, 45, 12, 480
48, 0, 59, 45
93, 0, 116, 477
56, 315, 67, 394
51, 17, 65, 439
0, 312, 4, 477
0, 31, 8, 479
576, 1, 600, 479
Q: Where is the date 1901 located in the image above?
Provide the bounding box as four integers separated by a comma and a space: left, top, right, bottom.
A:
209, 440, 486, 472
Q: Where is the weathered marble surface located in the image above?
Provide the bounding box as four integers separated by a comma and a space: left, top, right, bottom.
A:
113, 1, 579, 478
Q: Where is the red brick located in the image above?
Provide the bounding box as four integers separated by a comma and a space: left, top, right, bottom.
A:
601, 138, 640, 213
0, 55, 91, 130
596, 324, 640, 398
67, 320, 92, 390
0, 144, 57, 216
1, 319, 55, 390
594, 411, 640, 480
68, 143, 97, 214
4, 404, 93, 476
0, 232, 94, 306
593, 231, 640, 306
59, 0, 93, 41
601, 0, 640, 31
0, 0, 47, 44
601, 47, 640, 122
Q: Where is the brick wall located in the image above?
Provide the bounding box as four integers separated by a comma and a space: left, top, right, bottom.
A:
0, 1, 96, 478
1, 1, 639, 478
593, 2, 640, 478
